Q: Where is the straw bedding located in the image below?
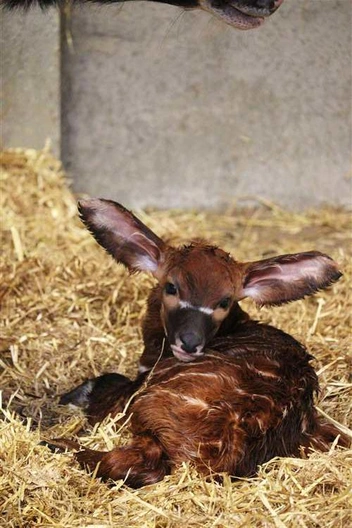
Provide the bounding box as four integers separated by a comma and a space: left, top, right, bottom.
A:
1, 148, 351, 528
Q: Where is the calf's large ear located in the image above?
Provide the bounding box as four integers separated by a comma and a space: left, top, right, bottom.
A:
239, 251, 342, 306
78, 199, 166, 277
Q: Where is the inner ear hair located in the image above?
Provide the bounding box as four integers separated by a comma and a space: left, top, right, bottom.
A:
78, 198, 166, 274
241, 251, 342, 306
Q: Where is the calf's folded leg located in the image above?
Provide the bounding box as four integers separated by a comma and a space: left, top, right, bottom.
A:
70, 434, 171, 488
59, 372, 146, 425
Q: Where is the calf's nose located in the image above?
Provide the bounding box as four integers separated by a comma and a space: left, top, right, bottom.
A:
179, 332, 203, 354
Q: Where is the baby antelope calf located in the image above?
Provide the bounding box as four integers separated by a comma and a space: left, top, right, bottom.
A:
76, 199, 342, 375
54, 199, 347, 488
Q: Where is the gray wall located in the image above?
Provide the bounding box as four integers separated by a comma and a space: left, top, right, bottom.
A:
2, 1, 352, 209
1, 9, 61, 157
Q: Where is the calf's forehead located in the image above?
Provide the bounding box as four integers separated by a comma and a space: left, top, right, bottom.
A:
166, 247, 239, 303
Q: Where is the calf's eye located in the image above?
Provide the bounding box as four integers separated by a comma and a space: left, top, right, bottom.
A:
218, 297, 231, 310
165, 282, 178, 295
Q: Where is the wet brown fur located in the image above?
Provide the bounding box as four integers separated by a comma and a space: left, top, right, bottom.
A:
57, 322, 349, 488
52, 200, 348, 488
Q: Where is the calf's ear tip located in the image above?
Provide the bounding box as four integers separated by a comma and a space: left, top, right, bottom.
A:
77, 198, 89, 207
77, 199, 96, 216
78, 197, 103, 209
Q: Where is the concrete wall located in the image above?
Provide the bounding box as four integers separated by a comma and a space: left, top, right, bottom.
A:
2, 1, 352, 209
1, 9, 61, 156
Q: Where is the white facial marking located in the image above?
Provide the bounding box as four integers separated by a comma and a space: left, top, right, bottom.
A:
179, 300, 214, 315
199, 306, 214, 315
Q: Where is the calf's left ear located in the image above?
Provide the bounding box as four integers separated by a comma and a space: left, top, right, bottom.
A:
78, 198, 167, 277
239, 251, 342, 306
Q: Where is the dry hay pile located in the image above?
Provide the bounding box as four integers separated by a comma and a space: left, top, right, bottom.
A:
0, 148, 351, 528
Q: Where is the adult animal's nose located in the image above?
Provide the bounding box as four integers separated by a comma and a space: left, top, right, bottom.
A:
232, 0, 283, 17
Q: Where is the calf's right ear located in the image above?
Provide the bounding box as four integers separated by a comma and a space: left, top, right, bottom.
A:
78, 199, 167, 278
239, 251, 342, 306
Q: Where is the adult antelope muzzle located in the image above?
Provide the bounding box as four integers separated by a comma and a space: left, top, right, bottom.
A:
2, 0, 284, 30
